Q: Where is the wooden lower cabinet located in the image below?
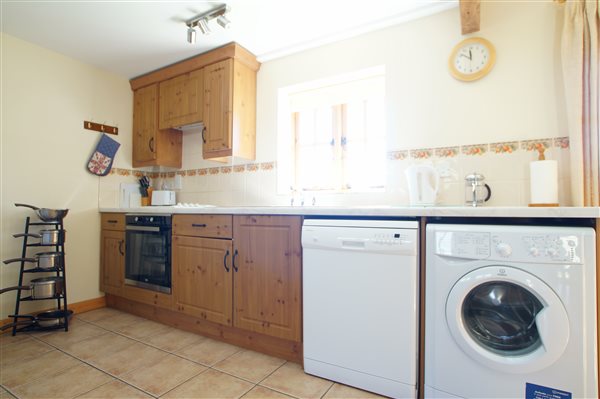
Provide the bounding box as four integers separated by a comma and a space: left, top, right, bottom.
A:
100, 229, 125, 295
172, 235, 233, 325
233, 215, 302, 342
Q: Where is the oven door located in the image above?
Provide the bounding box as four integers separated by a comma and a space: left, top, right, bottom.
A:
125, 225, 171, 294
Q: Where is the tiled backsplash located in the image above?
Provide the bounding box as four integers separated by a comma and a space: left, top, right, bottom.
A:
99, 137, 570, 208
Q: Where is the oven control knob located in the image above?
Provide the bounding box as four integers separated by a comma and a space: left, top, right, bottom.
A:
496, 243, 512, 257
149, 217, 154, 223
134, 216, 139, 222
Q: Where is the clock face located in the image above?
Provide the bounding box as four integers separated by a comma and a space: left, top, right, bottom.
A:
449, 37, 496, 82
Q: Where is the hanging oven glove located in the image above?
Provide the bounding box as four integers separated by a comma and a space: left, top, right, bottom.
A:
87, 133, 120, 176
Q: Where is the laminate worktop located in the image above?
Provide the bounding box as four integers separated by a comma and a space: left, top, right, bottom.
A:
99, 205, 600, 219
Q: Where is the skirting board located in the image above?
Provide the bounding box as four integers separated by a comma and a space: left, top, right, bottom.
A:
0, 296, 106, 330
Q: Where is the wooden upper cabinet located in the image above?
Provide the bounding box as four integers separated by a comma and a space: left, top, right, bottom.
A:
232, 215, 302, 342
203, 59, 256, 160
133, 84, 182, 168
159, 69, 204, 130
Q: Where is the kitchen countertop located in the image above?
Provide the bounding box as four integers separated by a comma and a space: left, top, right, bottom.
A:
99, 205, 600, 218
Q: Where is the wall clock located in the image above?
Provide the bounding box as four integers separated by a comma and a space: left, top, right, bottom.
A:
448, 37, 496, 82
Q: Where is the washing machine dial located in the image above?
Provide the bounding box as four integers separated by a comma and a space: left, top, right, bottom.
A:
528, 247, 540, 257
495, 242, 512, 257
546, 247, 558, 257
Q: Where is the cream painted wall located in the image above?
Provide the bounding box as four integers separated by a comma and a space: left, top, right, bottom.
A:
1, 33, 133, 319
256, 1, 564, 159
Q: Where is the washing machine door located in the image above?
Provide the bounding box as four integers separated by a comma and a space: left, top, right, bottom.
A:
446, 265, 569, 374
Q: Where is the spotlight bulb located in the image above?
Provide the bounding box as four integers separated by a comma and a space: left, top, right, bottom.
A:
197, 19, 211, 35
216, 15, 231, 29
187, 27, 196, 44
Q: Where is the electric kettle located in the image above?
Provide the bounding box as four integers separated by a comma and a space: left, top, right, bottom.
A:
465, 172, 491, 206
405, 165, 439, 206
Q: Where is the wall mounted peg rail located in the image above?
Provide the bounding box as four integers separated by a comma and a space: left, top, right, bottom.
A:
83, 121, 118, 135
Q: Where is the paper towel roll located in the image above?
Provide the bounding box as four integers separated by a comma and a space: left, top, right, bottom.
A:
530, 160, 558, 205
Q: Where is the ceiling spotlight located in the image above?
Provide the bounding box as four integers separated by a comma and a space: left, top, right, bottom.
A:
187, 27, 196, 44
216, 15, 231, 29
184, 4, 230, 43
197, 18, 211, 35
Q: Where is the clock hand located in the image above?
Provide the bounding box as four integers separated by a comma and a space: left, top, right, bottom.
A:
469, 49, 472, 60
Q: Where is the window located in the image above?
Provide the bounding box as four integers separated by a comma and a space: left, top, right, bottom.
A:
278, 67, 386, 193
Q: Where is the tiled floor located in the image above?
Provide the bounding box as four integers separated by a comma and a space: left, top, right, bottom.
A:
0, 308, 386, 399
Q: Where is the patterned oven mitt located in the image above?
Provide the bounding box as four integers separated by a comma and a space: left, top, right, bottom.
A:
87, 133, 121, 176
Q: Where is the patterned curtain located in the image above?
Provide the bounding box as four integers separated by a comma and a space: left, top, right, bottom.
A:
561, 0, 599, 206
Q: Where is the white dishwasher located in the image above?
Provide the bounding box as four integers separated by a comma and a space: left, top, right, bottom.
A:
302, 218, 419, 399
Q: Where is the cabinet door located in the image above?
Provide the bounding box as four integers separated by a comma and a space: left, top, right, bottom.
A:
100, 230, 125, 294
172, 235, 233, 326
233, 215, 302, 341
203, 59, 233, 157
133, 84, 158, 165
159, 69, 204, 129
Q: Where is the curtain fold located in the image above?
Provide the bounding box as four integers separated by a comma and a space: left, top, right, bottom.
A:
561, 0, 599, 206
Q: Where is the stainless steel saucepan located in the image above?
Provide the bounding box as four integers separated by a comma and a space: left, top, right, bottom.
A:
13, 230, 66, 245
15, 203, 69, 222
3, 252, 63, 269
0, 277, 64, 299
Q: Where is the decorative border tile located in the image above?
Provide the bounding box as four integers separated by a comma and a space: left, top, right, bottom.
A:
260, 162, 275, 171
387, 150, 408, 160
198, 169, 208, 176
434, 147, 460, 158
220, 166, 232, 174
186, 169, 197, 176
246, 164, 259, 172
461, 144, 488, 156
490, 141, 518, 154
521, 139, 553, 152
410, 149, 433, 159
233, 165, 246, 173
176, 171, 186, 176
208, 167, 220, 175
554, 137, 569, 148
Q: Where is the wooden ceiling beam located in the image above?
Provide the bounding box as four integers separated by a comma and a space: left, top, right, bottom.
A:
460, 0, 480, 35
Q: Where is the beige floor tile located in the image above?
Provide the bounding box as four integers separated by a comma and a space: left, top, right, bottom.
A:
91, 341, 168, 376
61, 331, 135, 361
175, 337, 241, 366
77, 380, 153, 398
0, 332, 33, 348
0, 337, 54, 367
121, 353, 207, 396
75, 307, 123, 323
144, 326, 206, 353
261, 362, 333, 399
11, 363, 113, 399
114, 318, 170, 340
87, 311, 145, 331
323, 383, 387, 398
242, 385, 294, 398
1, 349, 80, 389
0, 386, 16, 399
162, 369, 253, 399
214, 349, 286, 383
36, 320, 106, 349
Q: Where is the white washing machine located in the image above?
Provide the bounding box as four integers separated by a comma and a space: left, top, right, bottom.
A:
425, 224, 597, 399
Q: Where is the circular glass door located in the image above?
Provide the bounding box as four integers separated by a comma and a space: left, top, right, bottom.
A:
446, 266, 569, 374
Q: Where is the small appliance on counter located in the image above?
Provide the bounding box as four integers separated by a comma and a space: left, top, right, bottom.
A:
465, 172, 491, 206
405, 165, 439, 206
151, 190, 176, 206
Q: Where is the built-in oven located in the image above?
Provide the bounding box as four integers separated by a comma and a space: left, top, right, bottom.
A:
125, 214, 171, 294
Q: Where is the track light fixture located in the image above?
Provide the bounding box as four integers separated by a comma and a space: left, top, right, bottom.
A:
185, 4, 230, 44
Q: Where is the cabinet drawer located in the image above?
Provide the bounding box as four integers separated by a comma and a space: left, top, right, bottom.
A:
173, 215, 232, 238
101, 213, 125, 231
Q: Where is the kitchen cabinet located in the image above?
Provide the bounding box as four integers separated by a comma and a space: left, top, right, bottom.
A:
132, 83, 182, 168
171, 214, 302, 342
172, 215, 233, 325
159, 69, 204, 130
202, 58, 256, 160
233, 215, 302, 342
100, 213, 125, 295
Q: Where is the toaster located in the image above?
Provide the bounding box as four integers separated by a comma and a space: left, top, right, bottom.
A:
151, 190, 176, 206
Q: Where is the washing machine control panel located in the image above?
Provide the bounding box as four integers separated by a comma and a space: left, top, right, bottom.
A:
435, 229, 583, 264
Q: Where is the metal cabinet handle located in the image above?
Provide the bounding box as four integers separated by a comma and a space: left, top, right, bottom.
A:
149, 137, 155, 152
191, 223, 207, 228
107, 220, 118, 224
118, 240, 125, 256
202, 126, 207, 144
223, 249, 230, 272
232, 249, 238, 272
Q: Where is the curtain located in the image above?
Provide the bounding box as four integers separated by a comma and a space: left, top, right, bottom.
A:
561, 0, 599, 206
